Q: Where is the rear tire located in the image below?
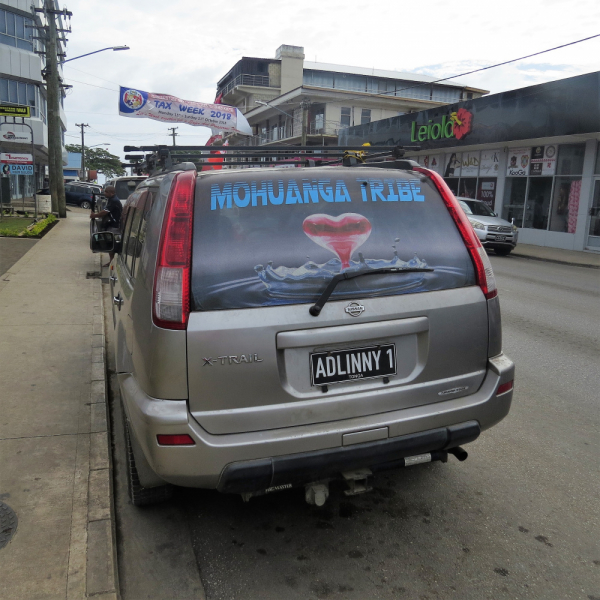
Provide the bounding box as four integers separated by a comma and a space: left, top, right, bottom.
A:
124, 419, 173, 506
80, 200, 91, 210
494, 247, 512, 256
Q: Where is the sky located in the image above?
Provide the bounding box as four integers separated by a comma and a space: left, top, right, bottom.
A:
61, 0, 600, 163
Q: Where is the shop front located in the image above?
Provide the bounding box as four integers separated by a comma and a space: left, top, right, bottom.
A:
339, 72, 600, 252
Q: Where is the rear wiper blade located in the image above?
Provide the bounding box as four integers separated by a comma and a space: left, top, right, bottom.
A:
309, 267, 434, 317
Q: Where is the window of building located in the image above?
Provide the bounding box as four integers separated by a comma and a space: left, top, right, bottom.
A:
524, 177, 553, 230
361, 109, 371, 125
502, 178, 528, 225
0, 77, 43, 119
0, 8, 34, 51
340, 107, 351, 128
556, 143, 585, 175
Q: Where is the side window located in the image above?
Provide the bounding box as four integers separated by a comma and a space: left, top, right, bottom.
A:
123, 190, 151, 278
120, 207, 137, 274
131, 189, 156, 279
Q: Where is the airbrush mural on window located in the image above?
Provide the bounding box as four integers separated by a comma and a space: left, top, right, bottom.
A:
192, 174, 475, 310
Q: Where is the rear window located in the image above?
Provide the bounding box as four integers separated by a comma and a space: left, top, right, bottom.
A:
114, 179, 142, 200
191, 168, 475, 311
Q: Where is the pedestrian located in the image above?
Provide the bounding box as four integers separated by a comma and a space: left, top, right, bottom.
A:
90, 185, 122, 266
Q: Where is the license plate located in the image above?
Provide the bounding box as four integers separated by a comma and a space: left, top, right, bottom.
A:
310, 344, 396, 386
495, 235, 506, 242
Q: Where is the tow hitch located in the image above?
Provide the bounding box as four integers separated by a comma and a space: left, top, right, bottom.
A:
342, 468, 373, 496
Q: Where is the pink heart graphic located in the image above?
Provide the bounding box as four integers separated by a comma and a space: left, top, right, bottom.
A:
302, 213, 372, 269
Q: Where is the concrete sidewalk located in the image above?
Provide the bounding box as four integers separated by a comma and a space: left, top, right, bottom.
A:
510, 243, 600, 268
0, 211, 117, 599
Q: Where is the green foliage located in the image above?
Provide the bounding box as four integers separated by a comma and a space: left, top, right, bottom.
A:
0, 214, 57, 237
24, 214, 57, 237
65, 144, 126, 178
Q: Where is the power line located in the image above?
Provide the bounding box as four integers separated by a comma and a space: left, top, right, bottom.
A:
321, 33, 600, 106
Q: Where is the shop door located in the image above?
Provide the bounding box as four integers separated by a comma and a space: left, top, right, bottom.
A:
524, 177, 553, 230
586, 179, 600, 249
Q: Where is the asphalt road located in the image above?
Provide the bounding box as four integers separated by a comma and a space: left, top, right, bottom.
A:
106, 255, 600, 600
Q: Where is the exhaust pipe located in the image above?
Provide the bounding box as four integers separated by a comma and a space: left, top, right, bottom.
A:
447, 446, 468, 461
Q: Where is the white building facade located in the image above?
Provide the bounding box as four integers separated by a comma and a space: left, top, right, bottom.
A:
0, 0, 67, 202
216, 45, 487, 147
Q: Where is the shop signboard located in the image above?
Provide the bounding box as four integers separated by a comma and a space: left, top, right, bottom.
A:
480, 150, 500, 176
1, 130, 32, 144
443, 152, 462, 177
530, 145, 557, 176
506, 147, 531, 177
1, 152, 33, 164
461, 151, 480, 177
8, 164, 34, 175
0, 104, 30, 118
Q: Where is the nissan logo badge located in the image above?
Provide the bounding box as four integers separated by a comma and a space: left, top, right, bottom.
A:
345, 302, 365, 317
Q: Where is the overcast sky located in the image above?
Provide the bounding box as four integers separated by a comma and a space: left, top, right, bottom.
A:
61, 0, 600, 160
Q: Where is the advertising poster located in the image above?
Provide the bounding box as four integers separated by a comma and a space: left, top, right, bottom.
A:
118, 86, 252, 134
477, 178, 497, 209
443, 152, 462, 177
479, 150, 500, 176
506, 148, 531, 177
191, 172, 475, 311
530, 145, 557, 176
418, 155, 442, 174
461, 151, 480, 177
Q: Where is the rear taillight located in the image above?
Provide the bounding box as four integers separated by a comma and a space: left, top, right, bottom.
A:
497, 380, 513, 395
153, 170, 196, 329
414, 167, 497, 300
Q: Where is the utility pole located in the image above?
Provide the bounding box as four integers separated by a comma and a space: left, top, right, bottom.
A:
168, 126, 178, 146
75, 123, 89, 180
301, 99, 310, 146
38, 0, 71, 218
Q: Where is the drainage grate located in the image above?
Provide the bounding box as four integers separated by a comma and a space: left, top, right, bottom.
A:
0, 501, 18, 550
86, 271, 102, 279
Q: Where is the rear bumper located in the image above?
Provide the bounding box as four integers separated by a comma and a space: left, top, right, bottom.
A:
119, 353, 514, 490
218, 420, 480, 494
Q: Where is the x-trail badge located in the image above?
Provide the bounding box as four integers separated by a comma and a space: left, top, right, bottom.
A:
345, 302, 365, 317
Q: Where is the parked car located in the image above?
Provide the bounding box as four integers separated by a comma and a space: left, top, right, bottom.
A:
458, 197, 519, 256
64, 183, 96, 209
92, 160, 514, 507
104, 176, 147, 206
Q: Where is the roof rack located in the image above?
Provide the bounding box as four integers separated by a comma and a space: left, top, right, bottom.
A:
122, 144, 421, 175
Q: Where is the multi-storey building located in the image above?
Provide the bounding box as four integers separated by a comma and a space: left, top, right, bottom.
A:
215, 45, 488, 147
0, 0, 67, 202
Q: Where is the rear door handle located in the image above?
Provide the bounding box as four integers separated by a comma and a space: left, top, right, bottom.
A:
113, 294, 123, 310
109, 274, 117, 283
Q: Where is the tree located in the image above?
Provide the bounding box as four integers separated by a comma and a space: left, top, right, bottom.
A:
65, 144, 126, 179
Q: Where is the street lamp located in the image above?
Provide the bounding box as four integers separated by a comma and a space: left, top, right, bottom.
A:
62, 46, 130, 64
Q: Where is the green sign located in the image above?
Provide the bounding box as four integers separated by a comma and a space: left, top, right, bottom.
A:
410, 109, 474, 143
0, 104, 31, 118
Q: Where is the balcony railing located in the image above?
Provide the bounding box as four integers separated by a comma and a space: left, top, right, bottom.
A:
218, 73, 272, 97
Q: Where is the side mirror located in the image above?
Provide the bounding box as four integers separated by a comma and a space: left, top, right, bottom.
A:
90, 231, 122, 254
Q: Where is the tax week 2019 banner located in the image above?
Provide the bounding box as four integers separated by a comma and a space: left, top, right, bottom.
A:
118, 86, 252, 135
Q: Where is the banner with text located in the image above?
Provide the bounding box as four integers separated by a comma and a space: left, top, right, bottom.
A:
118, 86, 252, 135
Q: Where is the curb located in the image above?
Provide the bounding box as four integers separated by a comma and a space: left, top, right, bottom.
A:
81, 256, 120, 599
509, 252, 600, 269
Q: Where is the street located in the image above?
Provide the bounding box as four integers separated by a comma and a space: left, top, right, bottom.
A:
105, 255, 600, 600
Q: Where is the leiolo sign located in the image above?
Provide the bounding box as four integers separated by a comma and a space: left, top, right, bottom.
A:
410, 108, 473, 143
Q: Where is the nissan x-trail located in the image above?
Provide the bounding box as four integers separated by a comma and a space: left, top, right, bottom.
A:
93, 159, 514, 506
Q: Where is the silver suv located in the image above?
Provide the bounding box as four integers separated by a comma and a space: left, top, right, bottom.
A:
93, 160, 514, 506
458, 197, 519, 256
